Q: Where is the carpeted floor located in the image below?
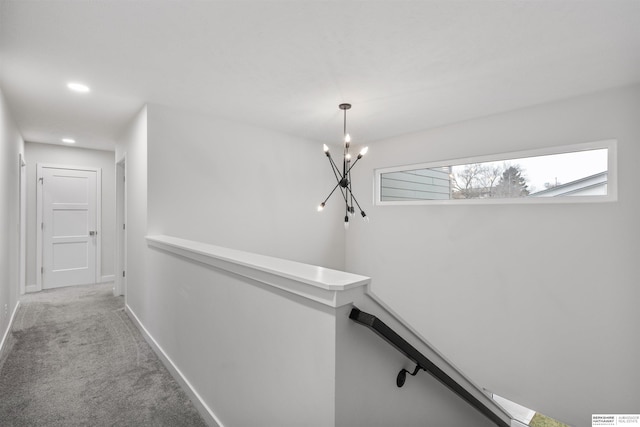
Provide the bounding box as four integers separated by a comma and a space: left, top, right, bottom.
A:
0, 283, 208, 426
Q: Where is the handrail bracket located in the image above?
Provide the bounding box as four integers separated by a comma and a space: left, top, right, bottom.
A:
397, 365, 424, 388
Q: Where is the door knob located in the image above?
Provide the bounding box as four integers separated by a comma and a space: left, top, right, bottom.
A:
89, 230, 97, 236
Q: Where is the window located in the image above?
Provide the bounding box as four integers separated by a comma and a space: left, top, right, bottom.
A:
375, 140, 616, 205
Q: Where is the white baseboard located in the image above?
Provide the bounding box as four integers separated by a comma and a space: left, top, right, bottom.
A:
125, 304, 224, 427
0, 301, 21, 366
100, 275, 115, 283
25, 284, 40, 293
26, 279, 115, 292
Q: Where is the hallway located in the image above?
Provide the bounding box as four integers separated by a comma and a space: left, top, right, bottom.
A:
0, 284, 207, 426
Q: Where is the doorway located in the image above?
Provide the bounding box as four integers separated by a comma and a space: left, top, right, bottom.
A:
114, 157, 126, 297
19, 154, 26, 295
36, 164, 102, 290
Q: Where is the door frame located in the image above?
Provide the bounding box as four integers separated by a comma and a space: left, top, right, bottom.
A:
114, 155, 127, 297
19, 154, 26, 295
36, 163, 102, 291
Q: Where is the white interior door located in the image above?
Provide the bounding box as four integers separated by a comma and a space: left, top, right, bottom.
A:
40, 166, 99, 289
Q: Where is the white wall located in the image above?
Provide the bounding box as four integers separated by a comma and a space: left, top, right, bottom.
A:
346, 84, 640, 426
146, 103, 345, 270
24, 142, 116, 287
0, 87, 24, 355
144, 246, 337, 426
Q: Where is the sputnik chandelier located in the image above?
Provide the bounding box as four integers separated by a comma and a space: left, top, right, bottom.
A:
318, 103, 369, 229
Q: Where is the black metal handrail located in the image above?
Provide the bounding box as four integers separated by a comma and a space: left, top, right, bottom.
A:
349, 307, 510, 427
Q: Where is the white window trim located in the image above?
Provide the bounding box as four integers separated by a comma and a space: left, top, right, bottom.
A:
374, 139, 618, 206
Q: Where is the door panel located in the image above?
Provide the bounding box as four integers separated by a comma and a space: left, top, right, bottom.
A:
52, 241, 89, 270
52, 209, 88, 236
42, 167, 97, 289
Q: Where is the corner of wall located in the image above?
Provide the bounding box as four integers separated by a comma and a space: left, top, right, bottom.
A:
0, 86, 25, 363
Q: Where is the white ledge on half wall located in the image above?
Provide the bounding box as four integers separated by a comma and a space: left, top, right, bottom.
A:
145, 235, 371, 309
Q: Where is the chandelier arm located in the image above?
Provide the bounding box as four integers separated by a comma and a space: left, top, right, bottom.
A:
327, 155, 343, 182
342, 156, 348, 180
345, 156, 362, 176
333, 183, 350, 206
348, 171, 354, 210
322, 181, 343, 205
339, 186, 350, 204
322, 180, 351, 207
346, 186, 364, 212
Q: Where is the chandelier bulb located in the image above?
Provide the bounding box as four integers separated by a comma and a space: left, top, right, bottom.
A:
345, 133, 351, 144
317, 202, 325, 212
361, 211, 369, 223
344, 216, 350, 230
358, 146, 369, 159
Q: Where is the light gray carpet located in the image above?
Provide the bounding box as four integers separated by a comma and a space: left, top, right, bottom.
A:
0, 283, 208, 427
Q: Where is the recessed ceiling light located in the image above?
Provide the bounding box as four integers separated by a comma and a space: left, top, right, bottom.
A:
67, 82, 90, 93
62, 138, 76, 144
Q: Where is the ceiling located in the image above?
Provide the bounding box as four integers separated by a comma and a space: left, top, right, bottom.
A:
1, 1, 639, 152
